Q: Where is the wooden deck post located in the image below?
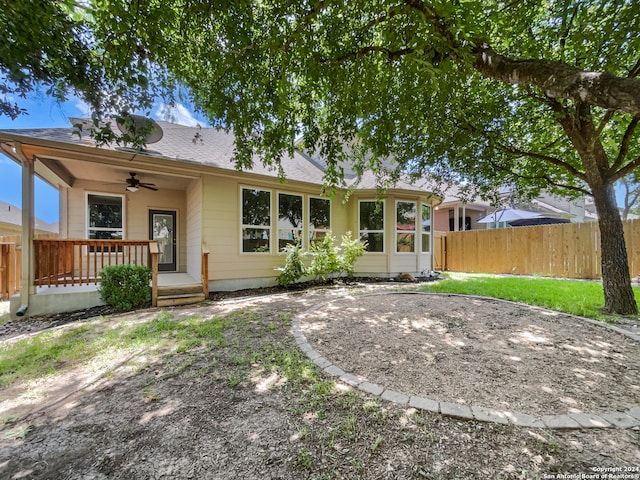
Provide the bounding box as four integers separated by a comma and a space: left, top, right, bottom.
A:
201, 243, 210, 296
150, 241, 159, 307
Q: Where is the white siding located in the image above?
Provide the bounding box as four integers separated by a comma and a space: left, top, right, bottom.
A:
186, 178, 203, 280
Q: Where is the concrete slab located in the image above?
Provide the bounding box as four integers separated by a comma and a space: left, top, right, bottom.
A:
306, 349, 322, 360
359, 382, 384, 396
313, 356, 332, 369
409, 396, 440, 413
504, 411, 544, 428
540, 415, 581, 429
568, 413, 612, 428
324, 365, 346, 377
471, 406, 510, 425
440, 402, 474, 420
626, 407, 640, 421
599, 412, 640, 429
339, 373, 364, 386
381, 390, 409, 405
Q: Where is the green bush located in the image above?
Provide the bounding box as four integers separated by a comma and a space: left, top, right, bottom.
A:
308, 234, 341, 281
276, 242, 307, 286
98, 264, 151, 311
338, 231, 366, 278
276, 232, 367, 286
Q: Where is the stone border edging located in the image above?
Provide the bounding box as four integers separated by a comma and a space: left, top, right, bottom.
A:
291, 291, 640, 430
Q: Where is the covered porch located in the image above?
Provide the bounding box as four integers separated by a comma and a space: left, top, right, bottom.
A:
1, 132, 208, 319
9, 238, 209, 318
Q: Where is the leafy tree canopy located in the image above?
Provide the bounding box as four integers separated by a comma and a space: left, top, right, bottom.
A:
2, 0, 640, 313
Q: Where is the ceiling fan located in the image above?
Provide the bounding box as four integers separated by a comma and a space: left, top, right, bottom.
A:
125, 172, 158, 192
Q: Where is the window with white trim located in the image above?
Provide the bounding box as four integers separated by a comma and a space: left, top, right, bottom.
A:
242, 188, 271, 253
421, 204, 431, 253
396, 201, 416, 253
309, 197, 331, 243
278, 192, 303, 250
87, 193, 124, 240
359, 200, 384, 252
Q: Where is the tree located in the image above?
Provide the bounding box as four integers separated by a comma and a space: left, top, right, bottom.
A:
619, 176, 640, 220
2, 0, 640, 314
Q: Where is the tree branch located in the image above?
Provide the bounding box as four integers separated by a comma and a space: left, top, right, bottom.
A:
473, 44, 640, 115
594, 110, 614, 138
629, 57, 640, 78
611, 154, 640, 183
330, 46, 415, 63
283, 2, 325, 52
486, 157, 590, 196
610, 115, 640, 173
494, 140, 587, 181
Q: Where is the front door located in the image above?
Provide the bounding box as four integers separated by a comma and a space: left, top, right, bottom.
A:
150, 210, 177, 271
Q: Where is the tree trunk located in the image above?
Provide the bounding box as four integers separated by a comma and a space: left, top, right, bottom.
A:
591, 183, 638, 314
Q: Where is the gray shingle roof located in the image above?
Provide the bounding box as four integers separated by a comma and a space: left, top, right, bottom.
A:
0, 201, 59, 233
0, 120, 433, 193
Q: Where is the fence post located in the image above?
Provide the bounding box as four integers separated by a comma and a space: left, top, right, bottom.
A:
149, 241, 159, 307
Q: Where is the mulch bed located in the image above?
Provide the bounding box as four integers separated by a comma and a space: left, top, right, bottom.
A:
0, 276, 440, 341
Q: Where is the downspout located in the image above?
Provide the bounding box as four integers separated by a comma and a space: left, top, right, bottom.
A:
14, 142, 35, 317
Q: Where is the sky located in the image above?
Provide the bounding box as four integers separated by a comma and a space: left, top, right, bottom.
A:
0, 90, 631, 224
0, 93, 205, 224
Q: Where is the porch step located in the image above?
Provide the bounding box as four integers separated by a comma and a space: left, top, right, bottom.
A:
156, 282, 206, 307
157, 293, 206, 307
157, 284, 203, 297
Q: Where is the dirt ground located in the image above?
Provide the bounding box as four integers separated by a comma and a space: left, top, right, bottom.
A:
302, 292, 640, 416
0, 283, 639, 480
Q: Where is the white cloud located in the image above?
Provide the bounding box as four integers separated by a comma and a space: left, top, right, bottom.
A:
153, 103, 201, 127
73, 98, 93, 117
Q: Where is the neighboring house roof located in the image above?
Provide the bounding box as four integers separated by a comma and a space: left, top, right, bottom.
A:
439, 187, 602, 222
0, 201, 59, 234
0, 119, 437, 196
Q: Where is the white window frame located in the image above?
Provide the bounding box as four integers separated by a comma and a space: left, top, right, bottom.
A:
421, 203, 431, 253
86, 191, 125, 241
277, 191, 304, 251
395, 200, 417, 254
308, 196, 331, 244
240, 186, 272, 254
358, 199, 385, 253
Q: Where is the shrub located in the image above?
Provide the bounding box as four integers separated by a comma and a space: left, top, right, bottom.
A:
276, 232, 367, 286
338, 231, 366, 278
308, 234, 341, 281
276, 242, 307, 286
98, 264, 151, 311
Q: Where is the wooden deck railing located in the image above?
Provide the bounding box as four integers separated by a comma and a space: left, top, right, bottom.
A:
33, 239, 155, 287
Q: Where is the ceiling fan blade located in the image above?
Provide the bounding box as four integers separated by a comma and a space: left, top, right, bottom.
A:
140, 184, 158, 191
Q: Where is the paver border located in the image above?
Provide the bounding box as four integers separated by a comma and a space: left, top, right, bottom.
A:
292, 291, 640, 430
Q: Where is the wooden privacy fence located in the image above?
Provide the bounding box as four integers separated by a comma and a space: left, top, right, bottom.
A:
0, 235, 21, 300
444, 219, 640, 279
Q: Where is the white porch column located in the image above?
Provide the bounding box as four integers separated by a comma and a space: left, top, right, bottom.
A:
17, 143, 35, 312
461, 206, 467, 231
453, 207, 460, 232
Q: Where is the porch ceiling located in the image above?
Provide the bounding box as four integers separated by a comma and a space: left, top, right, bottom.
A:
41, 156, 197, 191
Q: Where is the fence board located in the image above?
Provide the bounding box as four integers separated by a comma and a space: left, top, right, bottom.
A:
443, 219, 640, 279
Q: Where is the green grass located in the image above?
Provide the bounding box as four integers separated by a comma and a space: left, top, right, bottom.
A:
0, 311, 228, 387
421, 273, 640, 321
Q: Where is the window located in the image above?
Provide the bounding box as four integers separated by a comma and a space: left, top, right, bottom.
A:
421, 204, 431, 253
309, 197, 331, 242
278, 192, 303, 250
87, 193, 124, 240
359, 200, 384, 252
396, 201, 416, 253
242, 188, 271, 253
